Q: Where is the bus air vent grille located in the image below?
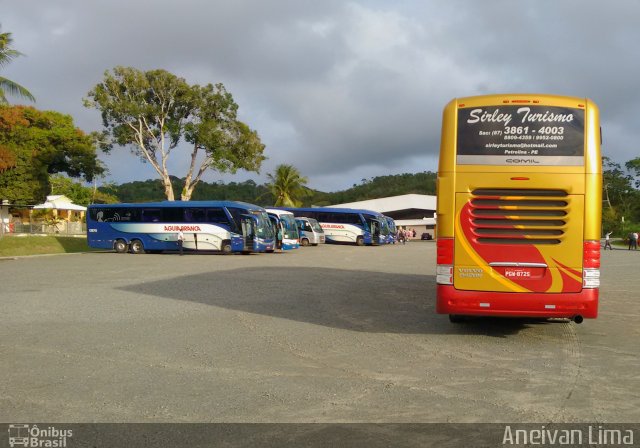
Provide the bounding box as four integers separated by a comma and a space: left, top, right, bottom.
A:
469, 189, 569, 245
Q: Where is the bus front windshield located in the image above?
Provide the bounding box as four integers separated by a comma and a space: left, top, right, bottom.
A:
379, 218, 390, 236
386, 218, 397, 234
309, 219, 323, 233
252, 211, 274, 239
279, 214, 299, 240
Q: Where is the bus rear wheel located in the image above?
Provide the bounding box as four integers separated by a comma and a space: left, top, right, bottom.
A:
130, 239, 144, 254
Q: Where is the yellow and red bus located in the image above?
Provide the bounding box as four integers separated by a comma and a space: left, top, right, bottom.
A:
436, 94, 601, 323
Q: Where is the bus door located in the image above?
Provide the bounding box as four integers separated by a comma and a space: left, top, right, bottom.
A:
268, 215, 282, 249
240, 215, 256, 251
369, 219, 381, 245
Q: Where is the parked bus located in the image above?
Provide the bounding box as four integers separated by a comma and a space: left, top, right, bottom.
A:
265, 208, 300, 250
283, 207, 388, 246
436, 94, 601, 323
87, 201, 275, 254
295, 217, 325, 246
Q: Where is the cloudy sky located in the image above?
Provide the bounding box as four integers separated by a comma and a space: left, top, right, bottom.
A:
2, 0, 639, 192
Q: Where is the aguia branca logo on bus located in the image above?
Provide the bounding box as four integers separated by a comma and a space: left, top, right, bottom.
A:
163, 225, 202, 232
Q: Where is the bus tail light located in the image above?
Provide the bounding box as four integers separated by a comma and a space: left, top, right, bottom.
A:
583, 240, 600, 289
437, 238, 454, 285
437, 238, 454, 264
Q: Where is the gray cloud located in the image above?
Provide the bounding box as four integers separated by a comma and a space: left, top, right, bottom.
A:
2, 0, 638, 191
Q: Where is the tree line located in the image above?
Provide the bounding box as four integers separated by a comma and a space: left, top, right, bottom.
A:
92, 171, 438, 208
602, 157, 640, 236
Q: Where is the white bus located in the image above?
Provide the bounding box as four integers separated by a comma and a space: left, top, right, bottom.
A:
295, 217, 325, 246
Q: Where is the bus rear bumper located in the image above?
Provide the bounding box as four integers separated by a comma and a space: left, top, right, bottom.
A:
436, 285, 598, 319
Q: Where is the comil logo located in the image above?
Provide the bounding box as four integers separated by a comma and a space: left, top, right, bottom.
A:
505, 158, 540, 164
8, 424, 73, 447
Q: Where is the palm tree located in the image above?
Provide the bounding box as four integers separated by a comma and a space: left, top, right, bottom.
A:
0, 26, 35, 104
266, 164, 311, 207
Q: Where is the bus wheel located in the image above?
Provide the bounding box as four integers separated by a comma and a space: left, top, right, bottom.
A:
301, 238, 310, 246
221, 241, 232, 255
130, 239, 144, 254
449, 314, 465, 323
114, 239, 128, 254
356, 236, 364, 246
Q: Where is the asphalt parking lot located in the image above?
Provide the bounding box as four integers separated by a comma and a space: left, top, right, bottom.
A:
1, 242, 639, 423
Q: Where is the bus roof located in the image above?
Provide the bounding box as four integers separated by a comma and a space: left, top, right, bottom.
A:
281, 207, 385, 217
450, 93, 590, 106
88, 200, 265, 210
265, 208, 295, 216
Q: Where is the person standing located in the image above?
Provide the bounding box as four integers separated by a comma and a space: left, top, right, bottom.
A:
634, 232, 639, 250
177, 229, 184, 255
604, 231, 613, 250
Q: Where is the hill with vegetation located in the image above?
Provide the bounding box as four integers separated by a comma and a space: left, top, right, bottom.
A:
99, 171, 437, 206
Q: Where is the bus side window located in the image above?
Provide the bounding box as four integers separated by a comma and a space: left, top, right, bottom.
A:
207, 208, 231, 226
142, 208, 162, 222
162, 208, 183, 223
121, 211, 133, 221
186, 208, 206, 222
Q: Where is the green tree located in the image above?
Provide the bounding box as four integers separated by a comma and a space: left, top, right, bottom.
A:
50, 174, 119, 206
85, 66, 265, 201
0, 106, 104, 204
602, 157, 638, 235
0, 25, 35, 104
625, 157, 640, 189
266, 164, 311, 207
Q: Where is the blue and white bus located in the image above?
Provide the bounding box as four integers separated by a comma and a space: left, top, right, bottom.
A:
283, 207, 388, 246
265, 208, 300, 251
87, 201, 275, 254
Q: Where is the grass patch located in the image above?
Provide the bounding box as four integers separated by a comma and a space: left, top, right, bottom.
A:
0, 235, 96, 257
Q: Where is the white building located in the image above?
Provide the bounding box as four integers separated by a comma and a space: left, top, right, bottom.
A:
329, 194, 437, 236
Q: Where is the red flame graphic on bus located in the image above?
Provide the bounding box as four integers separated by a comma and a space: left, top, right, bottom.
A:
459, 200, 582, 292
